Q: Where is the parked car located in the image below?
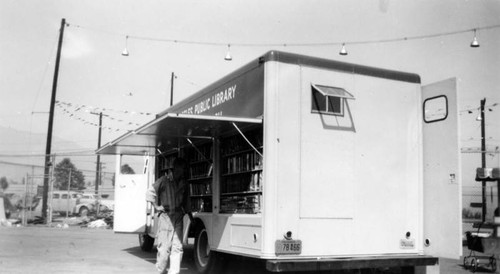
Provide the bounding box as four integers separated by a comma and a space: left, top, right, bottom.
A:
79, 192, 114, 212
51, 191, 95, 216
98, 198, 114, 211
78, 193, 99, 205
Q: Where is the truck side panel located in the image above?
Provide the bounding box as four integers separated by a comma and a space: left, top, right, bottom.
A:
265, 62, 423, 257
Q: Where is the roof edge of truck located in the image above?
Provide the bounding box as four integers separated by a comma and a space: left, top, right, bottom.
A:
158, 50, 420, 117
262, 50, 421, 84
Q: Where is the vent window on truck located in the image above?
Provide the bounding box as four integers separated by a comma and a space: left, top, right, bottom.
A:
423, 95, 448, 123
311, 84, 355, 116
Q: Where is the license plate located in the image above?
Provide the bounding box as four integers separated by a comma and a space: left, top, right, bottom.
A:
275, 240, 302, 255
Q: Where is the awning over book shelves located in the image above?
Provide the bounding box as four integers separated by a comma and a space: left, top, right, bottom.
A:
96, 113, 263, 156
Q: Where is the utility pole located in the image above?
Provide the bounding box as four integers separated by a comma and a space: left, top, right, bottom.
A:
23, 174, 28, 226
42, 18, 66, 223
480, 98, 487, 222
170, 72, 175, 106
91, 112, 105, 195
66, 169, 72, 218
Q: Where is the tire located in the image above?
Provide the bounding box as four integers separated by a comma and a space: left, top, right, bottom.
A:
194, 226, 221, 274
471, 257, 478, 273
490, 257, 497, 273
139, 234, 154, 252
79, 206, 89, 217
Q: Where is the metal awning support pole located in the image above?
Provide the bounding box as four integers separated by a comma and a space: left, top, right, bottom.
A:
232, 122, 263, 158
187, 138, 213, 177
186, 138, 212, 164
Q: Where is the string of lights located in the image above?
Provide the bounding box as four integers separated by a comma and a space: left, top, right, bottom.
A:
67, 21, 500, 57
68, 22, 500, 47
56, 100, 153, 116
54, 97, 498, 135
459, 101, 499, 123
460, 102, 499, 114
55, 100, 149, 132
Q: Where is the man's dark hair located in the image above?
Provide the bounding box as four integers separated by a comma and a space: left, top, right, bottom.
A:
173, 157, 187, 169
173, 158, 188, 178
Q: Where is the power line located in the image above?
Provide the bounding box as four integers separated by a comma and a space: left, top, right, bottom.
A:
0, 160, 45, 168
0, 150, 96, 158
0, 160, 114, 175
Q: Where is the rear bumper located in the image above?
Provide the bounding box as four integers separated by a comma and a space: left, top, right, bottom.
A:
266, 255, 438, 272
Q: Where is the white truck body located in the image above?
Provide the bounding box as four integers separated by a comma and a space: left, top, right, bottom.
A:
98, 51, 461, 272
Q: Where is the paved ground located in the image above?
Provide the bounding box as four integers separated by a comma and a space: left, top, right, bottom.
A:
0, 225, 272, 274
0, 225, 486, 274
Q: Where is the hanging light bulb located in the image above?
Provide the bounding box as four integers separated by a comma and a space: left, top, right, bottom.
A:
122, 35, 130, 56
224, 44, 232, 61
470, 29, 480, 48
339, 43, 348, 56
476, 110, 483, 121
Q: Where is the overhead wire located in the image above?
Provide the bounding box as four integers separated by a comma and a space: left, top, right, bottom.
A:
28, 33, 60, 168
0, 160, 114, 175
68, 21, 500, 47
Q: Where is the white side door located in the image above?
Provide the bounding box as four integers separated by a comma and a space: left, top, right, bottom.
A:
422, 78, 462, 259
114, 174, 148, 233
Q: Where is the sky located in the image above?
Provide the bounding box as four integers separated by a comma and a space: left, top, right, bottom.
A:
0, 0, 499, 185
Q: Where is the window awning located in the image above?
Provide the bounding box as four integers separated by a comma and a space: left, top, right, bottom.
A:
312, 84, 355, 99
96, 113, 262, 156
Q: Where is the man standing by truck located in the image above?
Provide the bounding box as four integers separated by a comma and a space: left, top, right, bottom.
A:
146, 158, 188, 274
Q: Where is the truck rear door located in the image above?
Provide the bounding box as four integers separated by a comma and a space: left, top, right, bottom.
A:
114, 170, 149, 233
422, 78, 462, 259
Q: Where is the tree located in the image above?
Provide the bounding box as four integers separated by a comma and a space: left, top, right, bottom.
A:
54, 158, 86, 190
112, 164, 136, 186
0, 177, 8, 191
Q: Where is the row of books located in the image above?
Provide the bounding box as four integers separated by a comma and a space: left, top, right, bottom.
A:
221, 171, 263, 194
221, 129, 263, 155
220, 195, 261, 214
189, 144, 213, 163
224, 151, 263, 175
190, 183, 212, 196
190, 197, 212, 213
189, 163, 213, 179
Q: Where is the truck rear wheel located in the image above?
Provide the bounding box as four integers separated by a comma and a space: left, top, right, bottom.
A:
194, 226, 221, 273
139, 233, 154, 252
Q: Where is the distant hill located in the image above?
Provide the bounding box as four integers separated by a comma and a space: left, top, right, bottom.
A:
0, 126, 96, 185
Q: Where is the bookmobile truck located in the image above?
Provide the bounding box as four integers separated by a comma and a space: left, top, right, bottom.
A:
97, 51, 462, 273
